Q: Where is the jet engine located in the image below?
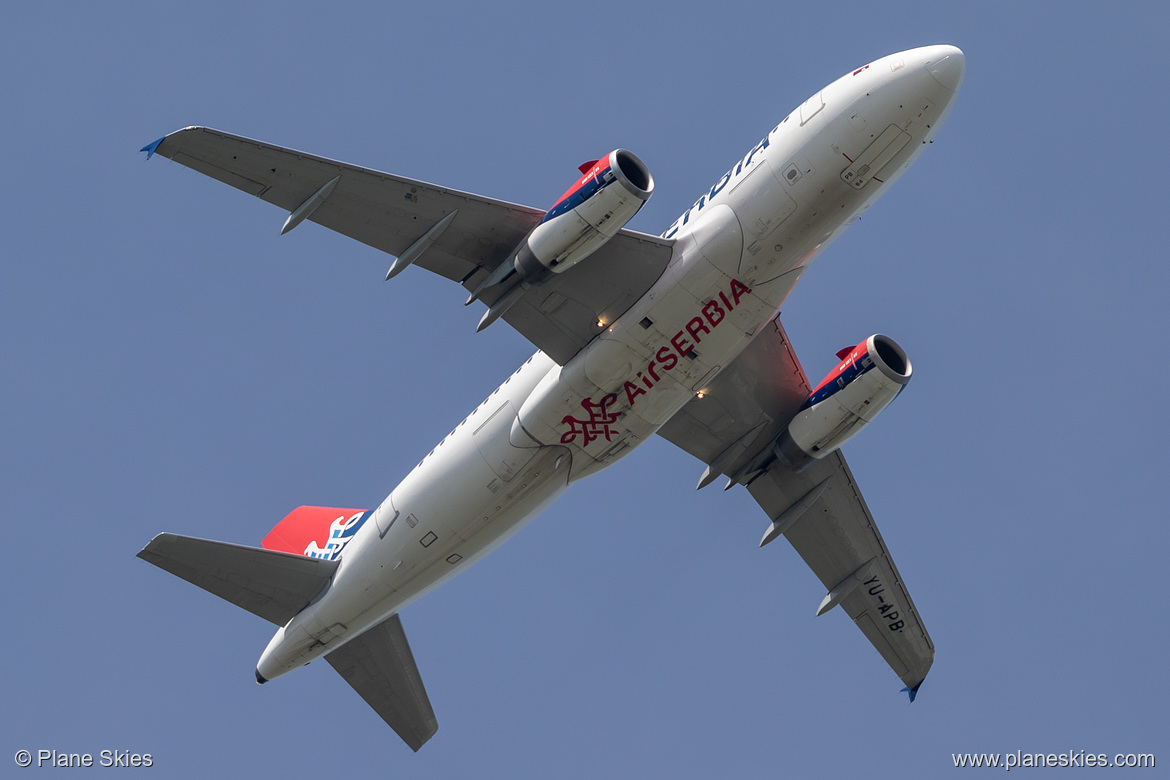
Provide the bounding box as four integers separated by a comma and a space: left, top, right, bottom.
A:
468, 150, 653, 318
517, 149, 654, 278
775, 334, 912, 465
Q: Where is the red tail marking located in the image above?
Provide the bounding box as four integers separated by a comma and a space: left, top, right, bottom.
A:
262, 505, 367, 557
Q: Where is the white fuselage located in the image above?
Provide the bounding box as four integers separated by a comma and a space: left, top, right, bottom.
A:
257, 45, 964, 681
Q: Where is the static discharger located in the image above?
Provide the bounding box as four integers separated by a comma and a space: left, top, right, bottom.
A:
281, 175, 340, 235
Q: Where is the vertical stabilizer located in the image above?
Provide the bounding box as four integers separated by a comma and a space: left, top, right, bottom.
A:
262, 506, 370, 560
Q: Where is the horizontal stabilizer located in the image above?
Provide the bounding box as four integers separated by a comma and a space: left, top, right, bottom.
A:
326, 615, 438, 751
137, 533, 339, 625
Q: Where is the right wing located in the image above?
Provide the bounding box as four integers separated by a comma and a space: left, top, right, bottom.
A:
657, 317, 935, 696
144, 127, 673, 363
326, 615, 438, 752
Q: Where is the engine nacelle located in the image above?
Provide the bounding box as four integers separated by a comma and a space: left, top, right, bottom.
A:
778, 334, 912, 463
513, 149, 653, 280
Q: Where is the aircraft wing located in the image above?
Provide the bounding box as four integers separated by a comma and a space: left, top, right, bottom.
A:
325, 614, 438, 752
143, 127, 673, 364
657, 317, 935, 696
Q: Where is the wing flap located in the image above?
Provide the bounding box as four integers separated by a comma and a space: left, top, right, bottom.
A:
169, 150, 267, 197
326, 615, 438, 752
137, 533, 339, 626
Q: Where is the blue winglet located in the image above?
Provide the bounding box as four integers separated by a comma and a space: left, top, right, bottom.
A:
901, 681, 924, 703
140, 136, 165, 160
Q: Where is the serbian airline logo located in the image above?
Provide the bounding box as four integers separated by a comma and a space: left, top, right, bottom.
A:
262, 506, 371, 560
560, 278, 752, 446
303, 511, 370, 560
561, 393, 621, 446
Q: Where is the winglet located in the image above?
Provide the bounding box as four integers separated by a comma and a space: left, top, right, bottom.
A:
577, 160, 599, 174
835, 346, 854, 360
901, 681, 923, 702
140, 136, 165, 160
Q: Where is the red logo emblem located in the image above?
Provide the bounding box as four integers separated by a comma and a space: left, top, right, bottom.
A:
557, 278, 754, 448
560, 393, 620, 446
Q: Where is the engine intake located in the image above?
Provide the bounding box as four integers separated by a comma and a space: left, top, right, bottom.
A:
777, 334, 911, 466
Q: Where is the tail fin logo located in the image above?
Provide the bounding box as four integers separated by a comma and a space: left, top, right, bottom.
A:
304, 511, 371, 560
262, 505, 371, 560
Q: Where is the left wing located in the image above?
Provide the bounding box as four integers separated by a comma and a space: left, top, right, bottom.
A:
658, 317, 935, 697
143, 127, 673, 363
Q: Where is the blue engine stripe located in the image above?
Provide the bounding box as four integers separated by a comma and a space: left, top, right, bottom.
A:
539, 164, 616, 225
800, 353, 877, 410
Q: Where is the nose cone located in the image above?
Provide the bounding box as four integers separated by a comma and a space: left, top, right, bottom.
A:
924, 45, 965, 92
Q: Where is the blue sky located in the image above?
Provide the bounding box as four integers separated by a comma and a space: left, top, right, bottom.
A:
4, 2, 1167, 776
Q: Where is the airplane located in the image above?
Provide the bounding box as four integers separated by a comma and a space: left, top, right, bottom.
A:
137, 44, 965, 751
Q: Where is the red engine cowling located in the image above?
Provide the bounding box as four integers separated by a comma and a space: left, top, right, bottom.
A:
777, 334, 912, 463
514, 149, 653, 279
